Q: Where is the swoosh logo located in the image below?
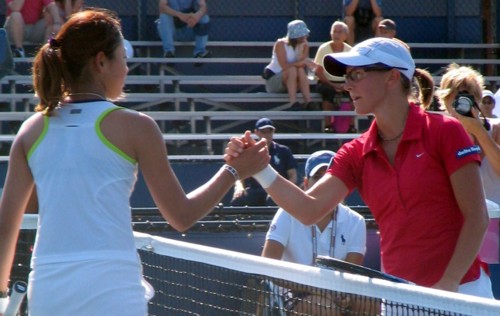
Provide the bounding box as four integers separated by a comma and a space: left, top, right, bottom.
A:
416, 153, 424, 158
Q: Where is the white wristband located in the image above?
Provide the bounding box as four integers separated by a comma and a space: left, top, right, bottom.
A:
253, 165, 278, 189
0, 297, 9, 314
222, 164, 239, 181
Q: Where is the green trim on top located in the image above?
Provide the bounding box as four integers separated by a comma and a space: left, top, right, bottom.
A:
27, 115, 49, 160
96, 107, 137, 164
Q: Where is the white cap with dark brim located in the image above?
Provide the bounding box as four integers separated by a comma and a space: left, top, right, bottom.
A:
323, 37, 415, 80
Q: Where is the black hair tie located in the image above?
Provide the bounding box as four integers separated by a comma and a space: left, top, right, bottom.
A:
48, 37, 61, 49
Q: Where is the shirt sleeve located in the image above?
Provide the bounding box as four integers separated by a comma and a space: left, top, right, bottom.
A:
265, 208, 291, 247
327, 142, 360, 192
341, 205, 367, 255
314, 44, 327, 65
436, 117, 481, 176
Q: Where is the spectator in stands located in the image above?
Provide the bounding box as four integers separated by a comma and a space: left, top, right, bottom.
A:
480, 89, 497, 118
0, 9, 269, 315
231, 118, 297, 206
495, 88, 500, 118
53, 0, 84, 21
312, 20, 356, 133
226, 38, 494, 298
435, 63, 500, 210
343, 0, 383, 45
156, 0, 211, 65
4, 0, 64, 57
263, 20, 315, 110
375, 18, 395, 38
262, 150, 370, 315
375, 18, 410, 50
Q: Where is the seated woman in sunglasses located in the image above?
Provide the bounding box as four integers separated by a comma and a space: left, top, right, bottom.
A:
225, 38, 494, 298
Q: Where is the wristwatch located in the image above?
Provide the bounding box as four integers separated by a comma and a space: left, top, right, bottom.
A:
0, 289, 8, 298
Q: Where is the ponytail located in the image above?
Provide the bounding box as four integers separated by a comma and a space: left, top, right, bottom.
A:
33, 42, 65, 115
412, 68, 435, 110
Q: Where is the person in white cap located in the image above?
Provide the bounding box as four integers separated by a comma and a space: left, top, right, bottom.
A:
495, 88, 500, 118
226, 37, 493, 298
263, 20, 315, 110
481, 89, 497, 118
262, 150, 370, 314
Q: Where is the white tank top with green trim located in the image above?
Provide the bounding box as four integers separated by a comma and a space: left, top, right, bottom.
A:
27, 101, 139, 267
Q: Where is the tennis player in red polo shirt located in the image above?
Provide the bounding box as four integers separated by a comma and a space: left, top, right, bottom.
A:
225, 37, 493, 298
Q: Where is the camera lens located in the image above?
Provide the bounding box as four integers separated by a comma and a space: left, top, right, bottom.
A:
452, 95, 475, 117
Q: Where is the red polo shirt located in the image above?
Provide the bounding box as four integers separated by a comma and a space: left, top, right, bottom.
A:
6, 0, 54, 25
328, 104, 483, 287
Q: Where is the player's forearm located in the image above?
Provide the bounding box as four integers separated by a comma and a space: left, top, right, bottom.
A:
0, 225, 20, 291
168, 166, 236, 232
264, 174, 320, 225
440, 209, 489, 287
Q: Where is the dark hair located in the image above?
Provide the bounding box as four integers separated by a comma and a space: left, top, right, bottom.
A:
32, 8, 123, 115
288, 38, 299, 49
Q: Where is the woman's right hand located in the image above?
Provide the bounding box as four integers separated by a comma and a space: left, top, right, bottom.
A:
224, 131, 255, 161
224, 131, 270, 179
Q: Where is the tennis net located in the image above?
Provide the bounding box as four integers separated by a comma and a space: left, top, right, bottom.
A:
134, 232, 500, 316
13, 214, 500, 315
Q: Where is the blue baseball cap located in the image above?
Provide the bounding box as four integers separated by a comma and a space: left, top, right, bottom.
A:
255, 118, 275, 130
304, 150, 335, 178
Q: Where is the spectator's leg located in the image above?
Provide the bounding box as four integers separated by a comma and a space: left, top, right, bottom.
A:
343, 0, 358, 45
193, 14, 210, 56
371, 15, 384, 37
297, 66, 311, 104
283, 67, 298, 104
317, 83, 337, 131
156, 14, 176, 55
344, 16, 356, 46
4, 13, 25, 52
24, 19, 49, 46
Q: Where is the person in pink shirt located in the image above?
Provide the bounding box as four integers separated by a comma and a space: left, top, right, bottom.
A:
225, 38, 493, 298
4, 0, 63, 57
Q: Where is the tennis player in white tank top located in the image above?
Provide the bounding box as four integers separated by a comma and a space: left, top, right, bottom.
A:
0, 9, 268, 316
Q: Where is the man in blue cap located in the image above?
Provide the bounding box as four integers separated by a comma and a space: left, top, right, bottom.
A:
261, 150, 368, 314
230, 118, 297, 206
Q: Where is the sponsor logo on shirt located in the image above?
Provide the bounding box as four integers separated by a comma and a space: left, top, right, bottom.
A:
456, 145, 481, 158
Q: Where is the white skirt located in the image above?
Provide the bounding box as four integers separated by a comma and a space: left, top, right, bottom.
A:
28, 258, 148, 316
